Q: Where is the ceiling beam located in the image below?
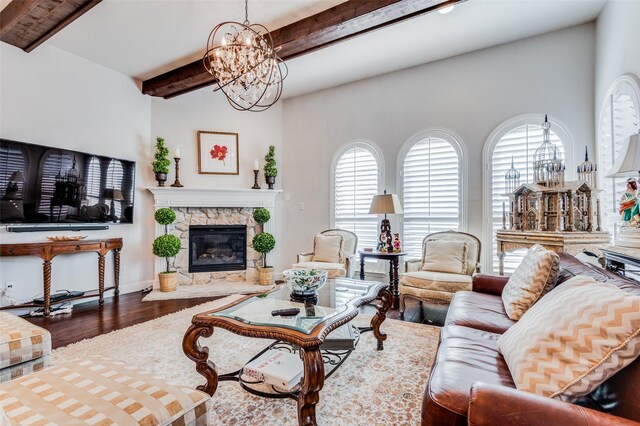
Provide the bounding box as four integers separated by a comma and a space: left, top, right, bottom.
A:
142, 0, 465, 99
0, 0, 102, 53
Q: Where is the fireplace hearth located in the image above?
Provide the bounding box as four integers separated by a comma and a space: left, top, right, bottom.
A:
189, 225, 247, 273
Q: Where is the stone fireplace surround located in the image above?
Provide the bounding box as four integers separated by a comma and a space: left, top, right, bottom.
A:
146, 187, 281, 286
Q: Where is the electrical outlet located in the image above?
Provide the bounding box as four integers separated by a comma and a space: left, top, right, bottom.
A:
4, 282, 13, 290
299, 201, 305, 210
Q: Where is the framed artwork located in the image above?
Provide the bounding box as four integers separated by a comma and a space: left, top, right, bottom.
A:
197, 131, 239, 175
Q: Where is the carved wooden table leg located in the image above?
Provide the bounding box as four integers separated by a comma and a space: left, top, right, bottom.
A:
98, 253, 105, 304
297, 346, 324, 426
391, 257, 400, 309
183, 323, 218, 396
43, 260, 52, 317
359, 254, 365, 280
113, 249, 121, 296
371, 287, 392, 350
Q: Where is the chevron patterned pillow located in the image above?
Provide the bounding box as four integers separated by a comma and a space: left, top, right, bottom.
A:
498, 275, 640, 401
501, 244, 560, 320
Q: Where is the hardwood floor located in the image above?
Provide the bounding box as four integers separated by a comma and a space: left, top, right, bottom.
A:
23, 290, 447, 349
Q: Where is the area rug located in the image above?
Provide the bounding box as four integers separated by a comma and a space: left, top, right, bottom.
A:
141, 282, 275, 301
53, 295, 440, 425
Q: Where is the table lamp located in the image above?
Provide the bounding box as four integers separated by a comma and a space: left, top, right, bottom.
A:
369, 190, 403, 252
606, 133, 640, 178
102, 188, 124, 221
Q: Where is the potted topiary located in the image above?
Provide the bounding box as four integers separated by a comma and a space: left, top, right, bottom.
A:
264, 145, 277, 190
252, 207, 275, 285
152, 208, 181, 291
152, 137, 171, 187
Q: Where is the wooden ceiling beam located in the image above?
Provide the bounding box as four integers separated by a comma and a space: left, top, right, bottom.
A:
0, 0, 102, 53
142, 0, 465, 99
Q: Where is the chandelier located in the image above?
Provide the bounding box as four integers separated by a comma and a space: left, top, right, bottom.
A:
203, 0, 287, 112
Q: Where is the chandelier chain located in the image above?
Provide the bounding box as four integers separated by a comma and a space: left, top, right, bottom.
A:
244, 0, 249, 25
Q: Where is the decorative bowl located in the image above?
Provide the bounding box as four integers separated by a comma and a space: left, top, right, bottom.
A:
283, 268, 328, 295
46, 235, 87, 242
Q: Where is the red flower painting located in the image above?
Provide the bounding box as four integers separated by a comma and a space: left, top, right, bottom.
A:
210, 144, 228, 165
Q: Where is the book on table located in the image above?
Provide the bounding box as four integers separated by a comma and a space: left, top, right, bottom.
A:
242, 349, 303, 391
321, 323, 356, 351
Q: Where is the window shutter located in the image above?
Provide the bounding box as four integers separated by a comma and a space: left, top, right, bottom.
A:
490, 124, 564, 274
85, 157, 102, 205
0, 145, 27, 192
106, 159, 124, 217
38, 151, 75, 216
402, 137, 460, 258
334, 147, 379, 252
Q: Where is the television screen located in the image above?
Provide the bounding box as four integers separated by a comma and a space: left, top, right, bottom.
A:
0, 139, 135, 225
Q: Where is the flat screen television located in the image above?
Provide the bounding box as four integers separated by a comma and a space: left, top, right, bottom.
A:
0, 138, 136, 226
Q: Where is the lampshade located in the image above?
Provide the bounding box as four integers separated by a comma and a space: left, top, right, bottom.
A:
369, 193, 403, 215
9, 170, 25, 182
606, 134, 640, 178
102, 188, 124, 201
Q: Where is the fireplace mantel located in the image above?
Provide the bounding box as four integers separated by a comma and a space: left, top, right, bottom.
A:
145, 187, 282, 208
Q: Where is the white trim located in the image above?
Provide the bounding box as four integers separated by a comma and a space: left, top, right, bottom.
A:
481, 113, 574, 271
329, 140, 385, 228
396, 128, 468, 242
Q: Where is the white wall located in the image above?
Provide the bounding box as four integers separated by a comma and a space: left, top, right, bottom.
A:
595, 0, 640, 126
0, 43, 152, 303
282, 23, 596, 271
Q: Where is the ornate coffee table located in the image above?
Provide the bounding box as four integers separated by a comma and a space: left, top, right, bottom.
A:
182, 278, 391, 426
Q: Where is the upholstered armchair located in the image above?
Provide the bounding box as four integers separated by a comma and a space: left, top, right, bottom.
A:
399, 231, 481, 317
292, 229, 358, 278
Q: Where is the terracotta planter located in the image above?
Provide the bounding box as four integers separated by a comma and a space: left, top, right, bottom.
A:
159, 272, 177, 292
258, 267, 274, 285
155, 172, 167, 187
265, 175, 276, 190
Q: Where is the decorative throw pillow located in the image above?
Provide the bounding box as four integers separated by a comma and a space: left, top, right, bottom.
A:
498, 275, 640, 401
421, 240, 467, 274
312, 234, 344, 263
501, 245, 559, 320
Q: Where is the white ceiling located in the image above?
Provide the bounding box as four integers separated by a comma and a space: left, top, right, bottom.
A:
4, 0, 607, 98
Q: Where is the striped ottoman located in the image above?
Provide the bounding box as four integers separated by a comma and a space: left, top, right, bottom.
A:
0, 312, 52, 383
0, 355, 211, 425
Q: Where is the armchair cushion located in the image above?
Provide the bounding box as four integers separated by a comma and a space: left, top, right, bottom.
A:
401, 271, 472, 293
501, 245, 560, 320
421, 240, 467, 274
311, 234, 343, 263
292, 262, 346, 278
498, 275, 640, 401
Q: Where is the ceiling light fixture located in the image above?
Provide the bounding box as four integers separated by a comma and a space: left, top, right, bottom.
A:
203, 0, 287, 112
438, 4, 455, 14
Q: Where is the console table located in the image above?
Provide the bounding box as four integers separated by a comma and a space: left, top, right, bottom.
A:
0, 238, 122, 316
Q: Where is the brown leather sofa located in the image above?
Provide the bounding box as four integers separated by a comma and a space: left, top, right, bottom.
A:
422, 253, 640, 425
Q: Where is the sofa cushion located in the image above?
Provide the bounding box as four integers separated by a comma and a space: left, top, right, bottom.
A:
401, 271, 472, 292
0, 355, 52, 384
311, 234, 343, 263
421, 240, 467, 274
445, 291, 516, 334
498, 275, 640, 402
501, 245, 559, 320
426, 325, 515, 420
0, 355, 210, 425
0, 312, 51, 369
292, 262, 346, 278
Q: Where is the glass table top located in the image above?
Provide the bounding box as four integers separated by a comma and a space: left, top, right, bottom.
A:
209, 278, 381, 334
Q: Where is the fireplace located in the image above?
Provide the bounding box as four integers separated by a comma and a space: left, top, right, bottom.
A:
188, 225, 247, 273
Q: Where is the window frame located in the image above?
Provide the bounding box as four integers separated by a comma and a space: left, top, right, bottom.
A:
396, 128, 468, 259
329, 140, 385, 241
482, 113, 574, 272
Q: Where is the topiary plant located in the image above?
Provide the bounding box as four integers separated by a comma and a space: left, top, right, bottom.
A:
264, 145, 277, 177
253, 207, 270, 225
153, 234, 181, 273
155, 208, 176, 226
152, 137, 171, 174
253, 232, 275, 268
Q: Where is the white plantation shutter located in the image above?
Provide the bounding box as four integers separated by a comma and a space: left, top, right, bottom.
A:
38, 151, 75, 216
334, 146, 380, 252
85, 156, 102, 205
0, 144, 27, 192
599, 82, 639, 231
490, 124, 564, 274
106, 159, 124, 217
402, 137, 460, 258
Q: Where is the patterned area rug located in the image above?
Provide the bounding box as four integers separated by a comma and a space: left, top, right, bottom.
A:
53, 295, 440, 425
141, 282, 275, 301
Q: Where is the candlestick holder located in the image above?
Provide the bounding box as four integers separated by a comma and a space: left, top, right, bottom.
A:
171, 158, 184, 188
252, 170, 261, 189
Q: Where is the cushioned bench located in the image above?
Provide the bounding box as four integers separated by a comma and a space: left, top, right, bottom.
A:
0, 312, 52, 383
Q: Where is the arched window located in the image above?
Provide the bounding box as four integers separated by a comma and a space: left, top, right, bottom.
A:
598, 75, 640, 230
38, 150, 75, 217
85, 156, 102, 206
332, 142, 382, 252
484, 115, 570, 273
400, 130, 464, 258
106, 159, 124, 217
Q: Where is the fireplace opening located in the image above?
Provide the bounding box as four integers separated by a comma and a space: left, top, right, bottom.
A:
188, 225, 247, 273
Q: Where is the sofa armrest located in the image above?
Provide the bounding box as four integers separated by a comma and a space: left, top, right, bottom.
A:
471, 274, 509, 296
405, 259, 422, 272
468, 383, 639, 426
297, 252, 313, 263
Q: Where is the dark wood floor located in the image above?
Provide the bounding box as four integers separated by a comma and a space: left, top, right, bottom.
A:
23, 290, 447, 349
